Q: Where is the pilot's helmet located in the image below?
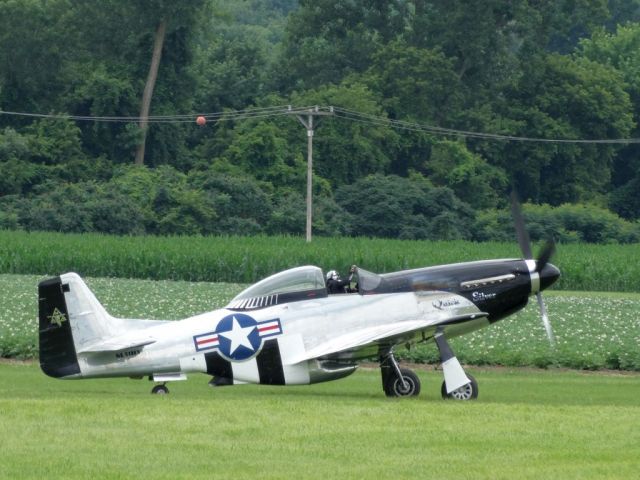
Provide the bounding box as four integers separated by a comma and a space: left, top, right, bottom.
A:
326, 270, 338, 281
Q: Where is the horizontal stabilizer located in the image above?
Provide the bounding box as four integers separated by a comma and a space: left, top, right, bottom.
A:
77, 337, 156, 354
152, 372, 187, 382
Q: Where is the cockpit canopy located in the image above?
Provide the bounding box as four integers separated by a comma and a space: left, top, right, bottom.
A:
354, 267, 383, 293
226, 266, 328, 310
225, 265, 392, 310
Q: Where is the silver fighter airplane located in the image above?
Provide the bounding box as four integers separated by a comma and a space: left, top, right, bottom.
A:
38, 213, 560, 400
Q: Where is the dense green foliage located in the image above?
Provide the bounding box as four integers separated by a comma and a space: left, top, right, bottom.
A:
2, 1, 640, 240
2, 230, 640, 291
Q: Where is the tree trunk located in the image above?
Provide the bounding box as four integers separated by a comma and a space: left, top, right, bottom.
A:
135, 19, 167, 165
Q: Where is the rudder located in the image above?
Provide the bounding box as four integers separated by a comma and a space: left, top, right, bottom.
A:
39, 276, 81, 378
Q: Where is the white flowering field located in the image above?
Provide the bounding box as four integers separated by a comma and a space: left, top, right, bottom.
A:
406, 291, 640, 370
1, 274, 639, 370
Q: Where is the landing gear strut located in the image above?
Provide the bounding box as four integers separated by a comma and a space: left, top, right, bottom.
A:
380, 351, 421, 397
435, 331, 478, 401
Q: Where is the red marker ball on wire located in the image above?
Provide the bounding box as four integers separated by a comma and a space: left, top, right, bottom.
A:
196, 115, 206, 126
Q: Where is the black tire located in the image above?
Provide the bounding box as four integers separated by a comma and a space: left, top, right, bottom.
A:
384, 368, 421, 397
441, 374, 478, 400
208, 376, 233, 387
151, 384, 169, 395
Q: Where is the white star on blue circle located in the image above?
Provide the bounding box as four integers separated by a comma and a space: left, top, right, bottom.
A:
216, 314, 262, 361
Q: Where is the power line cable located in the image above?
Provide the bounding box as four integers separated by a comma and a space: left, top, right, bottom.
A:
2, 104, 639, 144
332, 107, 640, 144
0, 105, 304, 123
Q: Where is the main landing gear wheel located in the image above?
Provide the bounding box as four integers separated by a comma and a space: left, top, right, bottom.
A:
385, 368, 421, 397
208, 376, 233, 387
441, 374, 478, 400
380, 352, 421, 398
151, 384, 169, 395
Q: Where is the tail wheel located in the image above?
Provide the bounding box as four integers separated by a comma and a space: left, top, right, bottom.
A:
384, 368, 421, 397
441, 374, 478, 400
151, 384, 169, 395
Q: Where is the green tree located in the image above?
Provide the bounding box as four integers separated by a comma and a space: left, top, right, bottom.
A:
407, 0, 525, 98
221, 121, 306, 188
188, 168, 273, 235
475, 202, 640, 243
335, 174, 474, 240
190, 28, 271, 114
190, 0, 294, 114
275, 0, 411, 92
0, 120, 109, 196
491, 53, 633, 205
0, 0, 71, 116
579, 24, 640, 219
8, 181, 146, 235
0, 128, 41, 195
364, 40, 464, 125
292, 83, 398, 187
427, 140, 508, 209
60, 0, 207, 166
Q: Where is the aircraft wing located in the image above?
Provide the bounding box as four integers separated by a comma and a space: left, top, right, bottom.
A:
286, 312, 488, 365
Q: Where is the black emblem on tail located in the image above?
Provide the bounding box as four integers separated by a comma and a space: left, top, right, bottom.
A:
38, 277, 80, 378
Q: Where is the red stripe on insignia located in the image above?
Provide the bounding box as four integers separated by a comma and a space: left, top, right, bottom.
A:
258, 324, 280, 333
197, 336, 218, 346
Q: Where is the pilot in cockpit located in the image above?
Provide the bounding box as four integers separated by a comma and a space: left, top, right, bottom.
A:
326, 265, 357, 294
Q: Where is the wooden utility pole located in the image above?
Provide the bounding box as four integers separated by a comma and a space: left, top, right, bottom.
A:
287, 106, 334, 242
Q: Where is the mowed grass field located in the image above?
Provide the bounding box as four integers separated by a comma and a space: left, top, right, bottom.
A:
0, 361, 638, 479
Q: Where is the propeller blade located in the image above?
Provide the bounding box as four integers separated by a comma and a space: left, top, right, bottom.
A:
536, 292, 556, 347
536, 239, 556, 272
510, 191, 533, 259
511, 191, 556, 347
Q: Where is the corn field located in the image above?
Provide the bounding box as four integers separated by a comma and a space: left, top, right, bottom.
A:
2, 230, 640, 291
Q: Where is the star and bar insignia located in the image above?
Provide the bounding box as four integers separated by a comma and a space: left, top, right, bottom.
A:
193, 313, 282, 361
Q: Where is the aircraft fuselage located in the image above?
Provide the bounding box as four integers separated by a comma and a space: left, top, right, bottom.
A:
39, 258, 560, 388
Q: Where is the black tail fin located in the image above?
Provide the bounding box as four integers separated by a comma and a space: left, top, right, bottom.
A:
38, 277, 81, 378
